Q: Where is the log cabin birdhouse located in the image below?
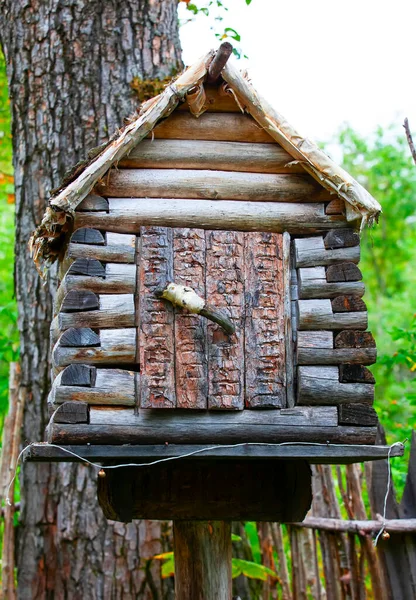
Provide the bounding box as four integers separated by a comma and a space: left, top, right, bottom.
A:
29, 46, 403, 521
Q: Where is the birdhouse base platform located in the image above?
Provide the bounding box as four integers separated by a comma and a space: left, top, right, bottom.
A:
26, 441, 403, 464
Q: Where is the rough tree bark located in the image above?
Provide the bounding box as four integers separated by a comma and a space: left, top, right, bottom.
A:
0, 1, 182, 597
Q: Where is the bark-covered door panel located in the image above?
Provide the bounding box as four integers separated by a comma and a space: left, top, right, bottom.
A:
139, 226, 286, 409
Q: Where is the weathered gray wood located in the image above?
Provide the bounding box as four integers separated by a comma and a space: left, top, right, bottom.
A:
67, 258, 106, 278
173, 228, 207, 409
119, 139, 304, 173
58, 327, 100, 348
331, 295, 367, 312
139, 226, 175, 408
61, 364, 96, 387
244, 232, 285, 408
68, 232, 136, 263
53, 328, 136, 368
97, 169, 329, 203
52, 401, 89, 424
298, 267, 365, 299
334, 330, 376, 348
325, 199, 345, 215
58, 294, 135, 331
88, 405, 337, 427
75, 199, 347, 234
297, 366, 374, 405
47, 421, 377, 446
207, 40, 233, 82
97, 460, 312, 521
177, 84, 241, 113
151, 111, 276, 143
76, 194, 109, 212
185, 82, 207, 118
50, 368, 136, 406
206, 230, 244, 410
326, 262, 362, 282
294, 516, 416, 534
173, 521, 232, 599
297, 299, 367, 330
26, 442, 404, 464
297, 331, 333, 348
291, 300, 298, 343
61, 290, 99, 313
324, 229, 360, 249
294, 236, 360, 267
338, 403, 378, 426
297, 347, 377, 366
339, 365, 375, 383
70, 228, 105, 245
284, 232, 295, 407
56, 263, 136, 307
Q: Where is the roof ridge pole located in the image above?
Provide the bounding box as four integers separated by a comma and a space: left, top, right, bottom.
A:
207, 42, 233, 83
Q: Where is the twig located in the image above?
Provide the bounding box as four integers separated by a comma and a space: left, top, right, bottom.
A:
293, 516, 416, 534
403, 118, 416, 165
155, 282, 235, 335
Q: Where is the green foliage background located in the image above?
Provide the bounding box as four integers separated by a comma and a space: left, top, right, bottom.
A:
0, 53, 18, 431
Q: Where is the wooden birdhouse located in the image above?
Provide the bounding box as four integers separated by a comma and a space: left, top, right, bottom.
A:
29, 45, 403, 522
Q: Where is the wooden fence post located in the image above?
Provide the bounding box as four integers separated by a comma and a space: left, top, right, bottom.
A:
173, 520, 232, 599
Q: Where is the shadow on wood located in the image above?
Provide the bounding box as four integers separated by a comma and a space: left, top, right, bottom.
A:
97, 459, 312, 522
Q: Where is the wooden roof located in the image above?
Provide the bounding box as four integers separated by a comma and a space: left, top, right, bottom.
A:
30, 48, 381, 271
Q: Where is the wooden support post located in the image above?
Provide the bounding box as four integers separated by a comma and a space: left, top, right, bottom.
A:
173, 521, 232, 600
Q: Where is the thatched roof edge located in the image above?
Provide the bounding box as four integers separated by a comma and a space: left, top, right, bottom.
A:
30, 49, 381, 272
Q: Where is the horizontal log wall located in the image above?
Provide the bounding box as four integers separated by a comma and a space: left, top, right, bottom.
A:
75, 199, 347, 234
118, 139, 305, 173
46, 405, 377, 446
97, 169, 330, 202
292, 231, 377, 422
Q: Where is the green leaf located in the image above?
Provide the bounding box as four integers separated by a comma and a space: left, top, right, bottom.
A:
161, 556, 175, 578
232, 559, 277, 581
231, 533, 242, 542
224, 27, 241, 42
245, 0, 253, 4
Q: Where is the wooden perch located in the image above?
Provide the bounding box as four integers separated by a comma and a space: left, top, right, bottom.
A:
155, 282, 235, 335
207, 42, 233, 83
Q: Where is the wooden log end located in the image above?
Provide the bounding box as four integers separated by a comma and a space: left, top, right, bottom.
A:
331, 295, 367, 313
338, 403, 378, 426
61, 364, 97, 387
326, 263, 362, 282
53, 401, 90, 424
334, 330, 376, 349
61, 291, 99, 313
339, 365, 375, 383
59, 327, 101, 348
325, 199, 345, 215
324, 228, 360, 249
67, 258, 106, 278
76, 194, 109, 212
70, 228, 106, 245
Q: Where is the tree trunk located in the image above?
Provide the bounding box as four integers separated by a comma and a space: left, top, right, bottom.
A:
0, 1, 182, 597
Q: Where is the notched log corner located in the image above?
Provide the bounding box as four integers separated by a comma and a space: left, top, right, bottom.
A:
155, 282, 235, 335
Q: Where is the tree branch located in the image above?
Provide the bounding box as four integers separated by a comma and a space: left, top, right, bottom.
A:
403, 118, 416, 165
294, 516, 416, 534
